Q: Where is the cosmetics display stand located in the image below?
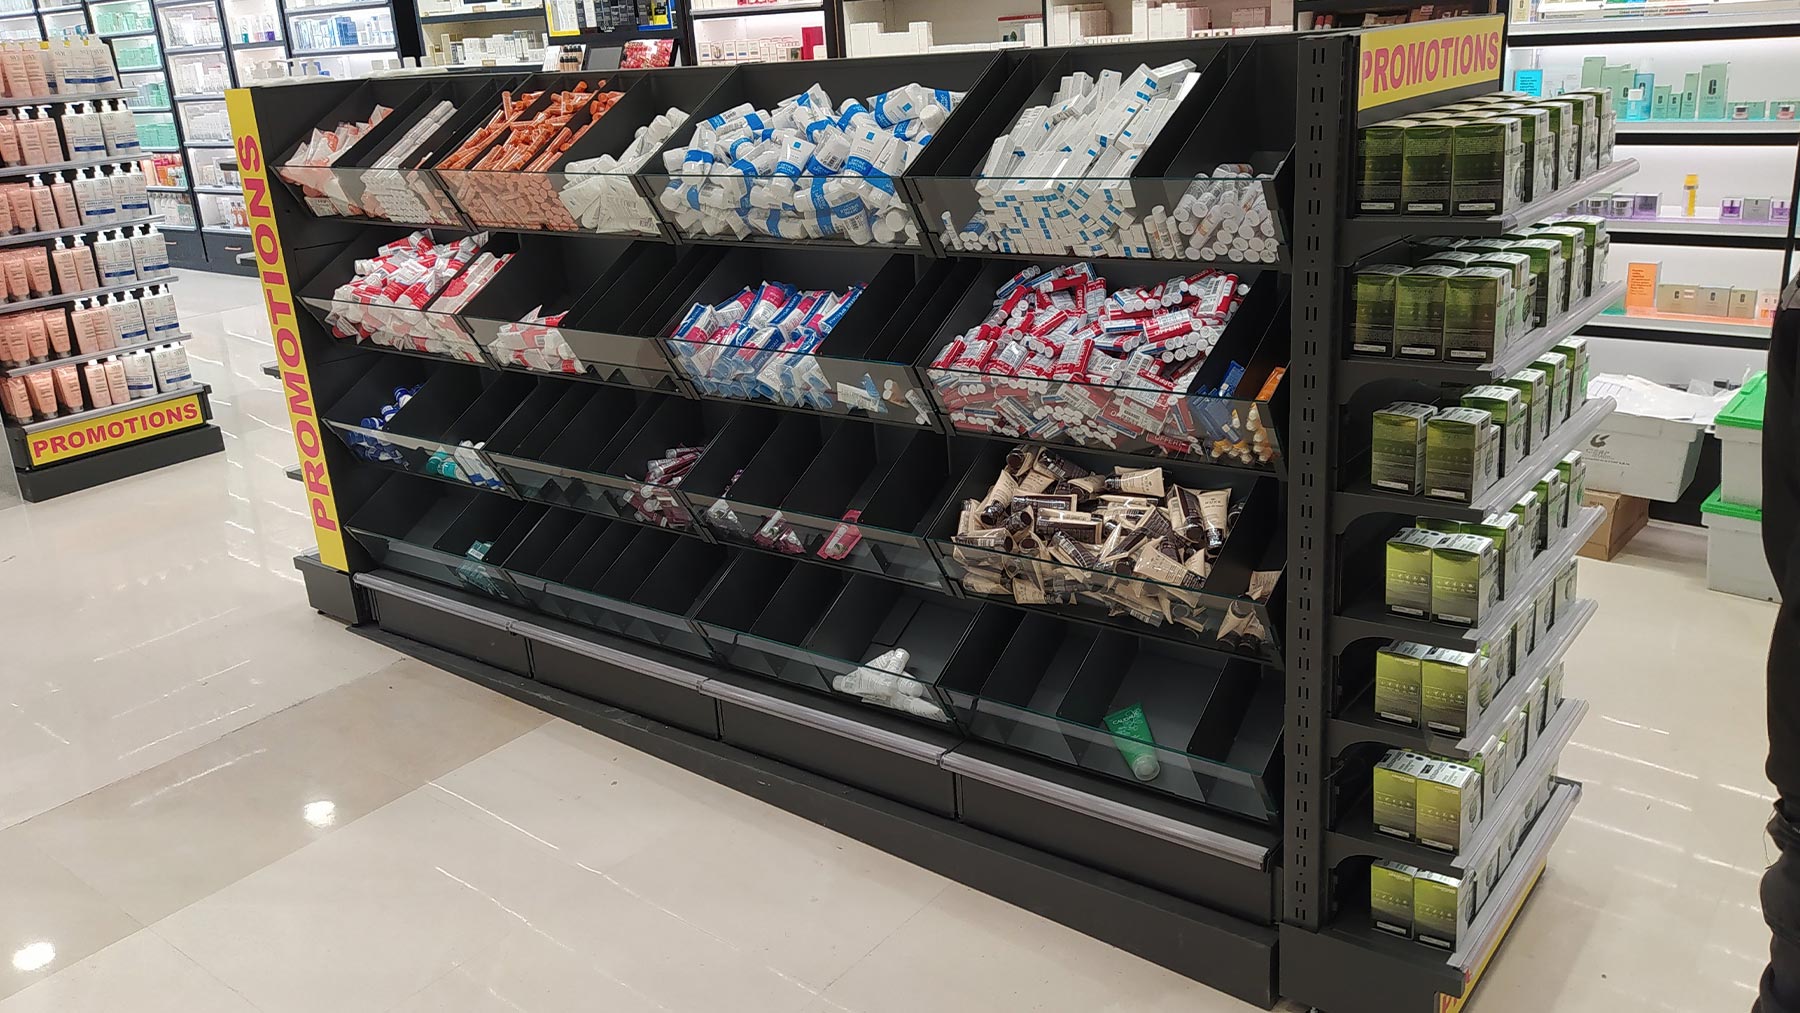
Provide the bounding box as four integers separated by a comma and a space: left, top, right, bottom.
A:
414, 0, 545, 70
682, 0, 836, 65
236, 18, 1606, 1009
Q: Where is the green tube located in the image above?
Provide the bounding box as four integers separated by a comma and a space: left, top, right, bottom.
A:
1104, 703, 1162, 782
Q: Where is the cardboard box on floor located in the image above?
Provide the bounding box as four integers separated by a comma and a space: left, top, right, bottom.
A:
1580, 489, 1650, 560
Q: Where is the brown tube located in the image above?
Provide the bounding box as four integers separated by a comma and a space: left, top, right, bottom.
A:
22, 311, 46, 360
0, 315, 23, 363
0, 114, 21, 167
976, 468, 1019, 526
71, 244, 96, 291
50, 363, 81, 412
0, 374, 27, 421
42, 309, 69, 355
1037, 449, 1092, 482
24, 247, 48, 297
50, 179, 76, 229
1004, 444, 1036, 477
50, 246, 76, 292
4, 254, 28, 301
24, 369, 54, 417
29, 183, 55, 233
6, 187, 31, 233
1196, 489, 1231, 550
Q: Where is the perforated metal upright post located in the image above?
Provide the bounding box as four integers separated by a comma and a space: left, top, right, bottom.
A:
1284, 32, 1354, 933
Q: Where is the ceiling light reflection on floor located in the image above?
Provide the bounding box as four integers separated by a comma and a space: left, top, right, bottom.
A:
12, 942, 54, 972
303, 800, 337, 828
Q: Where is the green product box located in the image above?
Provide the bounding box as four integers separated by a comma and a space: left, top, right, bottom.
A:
1387, 529, 1447, 617
1507, 238, 1567, 327
1422, 251, 1486, 269
1432, 533, 1499, 626
1554, 335, 1592, 406
1473, 251, 1535, 344
1473, 735, 1506, 811
1396, 266, 1459, 360
1652, 85, 1674, 119
1600, 66, 1635, 114
1402, 122, 1460, 215
1532, 675, 1552, 733
1562, 92, 1600, 176
1352, 265, 1410, 356
1376, 641, 1434, 726
1372, 402, 1436, 493
1530, 226, 1591, 304
1773, 98, 1800, 121
1416, 760, 1483, 853
1371, 861, 1419, 937
1512, 488, 1544, 556
1462, 385, 1527, 479
1483, 623, 1515, 685
1498, 706, 1528, 773
1698, 63, 1730, 121
1546, 660, 1566, 712
1558, 450, 1587, 512
1422, 646, 1491, 734
1501, 367, 1551, 452
1680, 72, 1700, 119
1550, 216, 1609, 303
1516, 599, 1537, 656
1425, 408, 1498, 503
1530, 100, 1577, 190
1466, 511, 1526, 601
1357, 121, 1417, 214
1445, 268, 1513, 363
1415, 517, 1466, 533
1452, 119, 1524, 216
1534, 352, 1572, 424
1535, 468, 1569, 538
1580, 56, 1606, 89
1374, 749, 1433, 837
1731, 101, 1766, 121
1556, 556, 1579, 618
1531, 581, 1552, 649
1414, 872, 1475, 950
1494, 109, 1552, 202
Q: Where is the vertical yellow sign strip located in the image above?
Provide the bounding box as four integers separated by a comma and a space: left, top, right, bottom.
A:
227, 88, 351, 572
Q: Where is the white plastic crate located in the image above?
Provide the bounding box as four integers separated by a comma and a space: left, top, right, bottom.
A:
1702, 490, 1781, 603
1716, 373, 1766, 510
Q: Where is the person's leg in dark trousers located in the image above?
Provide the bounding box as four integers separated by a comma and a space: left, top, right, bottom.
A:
1760, 278, 1800, 1013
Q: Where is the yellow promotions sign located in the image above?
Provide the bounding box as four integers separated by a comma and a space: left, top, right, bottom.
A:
27, 393, 204, 465
226, 88, 351, 572
1358, 16, 1506, 113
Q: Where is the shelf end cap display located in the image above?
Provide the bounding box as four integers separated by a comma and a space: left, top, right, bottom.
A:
228, 87, 352, 574
1356, 15, 1506, 119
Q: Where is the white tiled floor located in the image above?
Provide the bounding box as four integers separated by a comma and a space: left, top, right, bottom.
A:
0, 272, 1780, 1012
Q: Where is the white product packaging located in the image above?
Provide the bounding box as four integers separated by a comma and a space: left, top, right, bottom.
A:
101, 356, 127, 403
73, 168, 117, 226
139, 284, 179, 339
558, 106, 689, 235
108, 293, 147, 345
114, 166, 150, 220
121, 348, 155, 398
84, 40, 116, 92
61, 103, 107, 160
129, 226, 170, 280
151, 342, 192, 391
99, 101, 138, 157
93, 229, 135, 286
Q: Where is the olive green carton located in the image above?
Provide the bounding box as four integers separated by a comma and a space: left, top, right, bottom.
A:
1556, 556, 1579, 618
1445, 268, 1513, 363
1534, 579, 1556, 643
1569, 86, 1616, 163
1529, 226, 1591, 303
1500, 368, 1551, 450
1376, 641, 1434, 726
1554, 336, 1590, 408
1461, 385, 1526, 479
1466, 511, 1526, 600
1422, 646, 1492, 735
1402, 121, 1461, 214
1374, 749, 1433, 837
1371, 861, 1419, 937
1530, 99, 1577, 189
1357, 121, 1418, 214
1472, 735, 1506, 811
1352, 265, 1410, 356
1396, 266, 1460, 359
1533, 352, 1572, 423
1511, 488, 1544, 557
1472, 251, 1535, 345
1371, 402, 1436, 493
1551, 217, 1610, 301
1425, 408, 1499, 503
1432, 533, 1499, 626
1422, 251, 1486, 269
1387, 528, 1447, 617
1452, 118, 1524, 215
1535, 468, 1569, 542
1557, 450, 1586, 511
1416, 759, 1483, 852
1414, 871, 1475, 950
1506, 238, 1566, 326
1495, 107, 1553, 201
1562, 91, 1600, 176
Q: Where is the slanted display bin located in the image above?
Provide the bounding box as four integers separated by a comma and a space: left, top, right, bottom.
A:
1701, 490, 1780, 603
1716, 372, 1766, 510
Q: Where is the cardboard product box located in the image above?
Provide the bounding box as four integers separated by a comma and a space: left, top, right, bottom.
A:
1357, 121, 1417, 214
1533, 352, 1572, 424
1388, 528, 1448, 617
1498, 706, 1528, 774
1731, 101, 1766, 121
1536, 468, 1570, 537
1353, 265, 1411, 355
1396, 266, 1460, 359
1372, 402, 1436, 492
1472, 735, 1506, 811
1512, 488, 1545, 556
1680, 72, 1700, 119
1774, 99, 1800, 121
1652, 85, 1674, 119
1432, 533, 1499, 626
1529, 100, 1577, 188
1376, 641, 1434, 726
1626, 261, 1661, 312
1633, 192, 1661, 219
1445, 268, 1513, 363
1518, 699, 1538, 753
1528, 226, 1589, 305
1483, 622, 1516, 685
1545, 660, 1566, 711
1516, 596, 1538, 656
1698, 286, 1732, 319
1656, 283, 1700, 315
1422, 251, 1487, 270
1414, 872, 1475, 950
1744, 197, 1775, 223
1553, 335, 1591, 407
1417, 760, 1483, 853
1533, 578, 1555, 644
1462, 386, 1527, 478
1556, 556, 1579, 616
1452, 119, 1524, 216
1579, 489, 1650, 560
1626, 72, 1654, 120
1422, 647, 1492, 734
1494, 108, 1553, 201
1552, 217, 1609, 305
1500, 369, 1551, 453
1580, 56, 1606, 89
1371, 861, 1420, 937
1698, 63, 1730, 121
1426, 408, 1499, 503
1507, 238, 1567, 326
1558, 450, 1587, 508
1402, 122, 1460, 214
1374, 749, 1433, 837
1563, 91, 1601, 175
1731, 288, 1761, 320
1473, 251, 1535, 345
1466, 511, 1526, 600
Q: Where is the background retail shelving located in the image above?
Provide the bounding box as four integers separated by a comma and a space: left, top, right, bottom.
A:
238, 20, 1605, 1013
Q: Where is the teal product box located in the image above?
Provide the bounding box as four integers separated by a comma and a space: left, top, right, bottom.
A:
1680, 72, 1700, 119
1698, 63, 1730, 121
1731, 101, 1766, 121
1580, 56, 1606, 89
1626, 73, 1653, 120
1652, 85, 1674, 119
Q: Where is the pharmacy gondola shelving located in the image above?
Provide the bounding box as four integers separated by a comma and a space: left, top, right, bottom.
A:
233, 18, 1597, 1012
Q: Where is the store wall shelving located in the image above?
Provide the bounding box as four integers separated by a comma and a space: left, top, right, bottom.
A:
235, 18, 1606, 1012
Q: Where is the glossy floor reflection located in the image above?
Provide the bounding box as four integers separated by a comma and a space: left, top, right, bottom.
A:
0, 273, 1779, 1012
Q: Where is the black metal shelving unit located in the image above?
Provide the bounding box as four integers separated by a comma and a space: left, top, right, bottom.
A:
233, 20, 1605, 1010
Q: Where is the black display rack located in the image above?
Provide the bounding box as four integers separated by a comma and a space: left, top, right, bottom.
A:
234, 19, 1612, 1009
